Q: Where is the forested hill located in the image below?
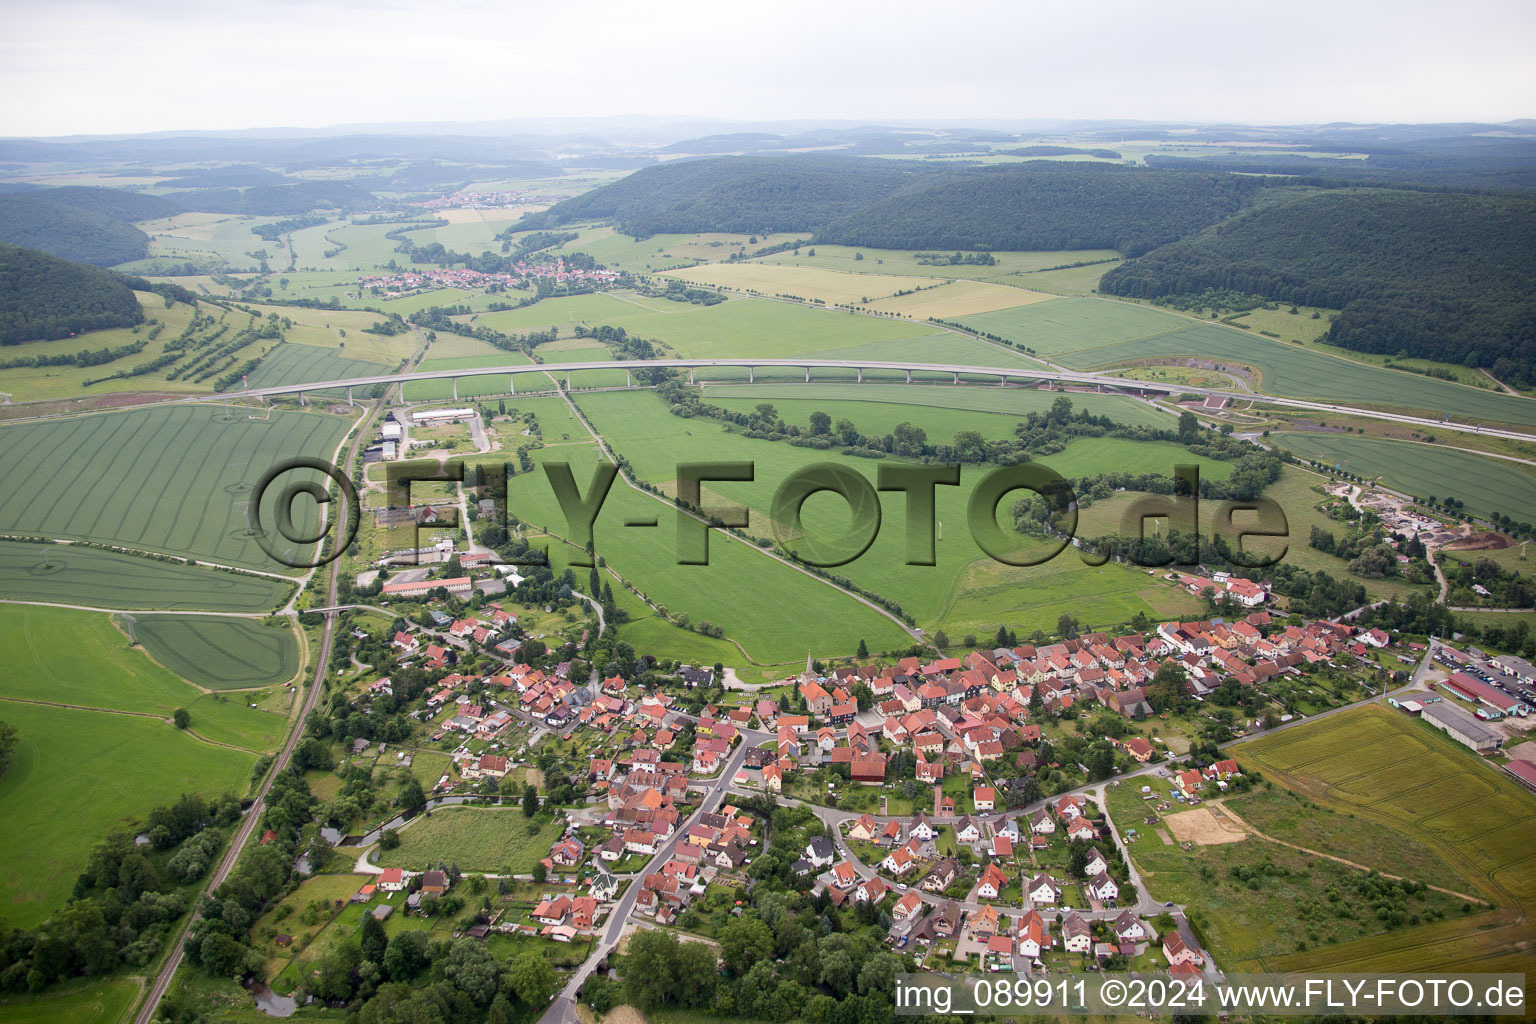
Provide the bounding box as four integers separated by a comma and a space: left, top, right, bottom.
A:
819, 164, 1261, 255
0, 195, 150, 265
1100, 188, 1536, 384
35, 186, 179, 223
0, 242, 145, 344
518, 156, 1264, 253
517, 156, 927, 235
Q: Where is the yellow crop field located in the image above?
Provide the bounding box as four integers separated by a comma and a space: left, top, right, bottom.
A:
865, 279, 1056, 318
657, 262, 931, 306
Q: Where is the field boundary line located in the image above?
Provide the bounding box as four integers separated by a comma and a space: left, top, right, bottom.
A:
0, 696, 264, 754
1214, 800, 1486, 903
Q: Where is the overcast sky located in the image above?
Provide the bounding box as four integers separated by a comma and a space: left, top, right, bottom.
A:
2, 0, 1532, 137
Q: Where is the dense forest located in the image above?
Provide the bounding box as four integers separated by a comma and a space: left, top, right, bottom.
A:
0, 242, 144, 343
1101, 188, 1536, 382
520, 156, 1264, 253
818, 164, 1262, 255
517, 156, 933, 235
34, 185, 179, 223
0, 195, 149, 265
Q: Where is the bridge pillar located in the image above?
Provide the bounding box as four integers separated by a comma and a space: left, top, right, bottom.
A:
509, 373, 515, 395
805, 366, 810, 383
347, 386, 353, 406
626, 370, 632, 387
566, 371, 571, 390
906, 369, 912, 384
953, 372, 960, 385
300, 392, 307, 406
689, 368, 694, 385
857, 367, 862, 383
452, 378, 458, 400
749, 367, 754, 384
999, 375, 1006, 387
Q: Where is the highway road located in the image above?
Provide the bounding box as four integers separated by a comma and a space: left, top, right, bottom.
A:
189, 356, 1536, 444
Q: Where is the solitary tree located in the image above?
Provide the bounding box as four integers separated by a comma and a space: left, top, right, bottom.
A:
173, 708, 191, 730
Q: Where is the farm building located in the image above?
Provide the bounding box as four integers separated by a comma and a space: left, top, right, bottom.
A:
1420, 701, 1503, 752
1503, 760, 1536, 794
381, 576, 473, 598
1491, 655, 1536, 686
1441, 673, 1525, 717
411, 408, 474, 423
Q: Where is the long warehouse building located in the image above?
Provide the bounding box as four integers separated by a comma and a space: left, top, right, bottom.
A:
1443, 672, 1526, 716
1421, 700, 1503, 752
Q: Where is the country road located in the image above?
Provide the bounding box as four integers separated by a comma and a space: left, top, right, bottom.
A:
129, 370, 393, 1024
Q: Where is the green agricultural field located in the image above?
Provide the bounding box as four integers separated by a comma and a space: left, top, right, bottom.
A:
1232, 704, 1536, 976
703, 382, 1174, 430
243, 342, 389, 391
864, 280, 1055, 319
802, 328, 1045, 372
373, 807, 566, 873
132, 615, 301, 689
571, 389, 1233, 641
504, 427, 911, 664
0, 604, 288, 750
0, 700, 257, 928
752, 244, 1121, 284
474, 291, 950, 360
0, 979, 141, 1024
0, 404, 351, 572
658, 262, 935, 305
957, 298, 1536, 427
1271, 432, 1536, 523
0, 541, 293, 611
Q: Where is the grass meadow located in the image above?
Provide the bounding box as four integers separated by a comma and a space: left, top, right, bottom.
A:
1271, 432, 1536, 523
1233, 705, 1536, 976
373, 807, 566, 873
0, 698, 258, 928
0, 541, 293, 611
0, 979, 141, 1024
132, 615, 301, 689
1105, 770, 1469, 970
0, 404, 352, 572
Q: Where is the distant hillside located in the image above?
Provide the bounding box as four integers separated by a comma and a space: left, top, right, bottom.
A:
0, 195, 150, 265
164, 180, 378, 216
1100, 188, 1536, 383
0, 242, 144, 344
520, 156, 1262, 254
819, 164, 1261, 255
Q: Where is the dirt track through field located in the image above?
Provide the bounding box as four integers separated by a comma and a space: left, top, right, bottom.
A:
1216, 802, 1485, 903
